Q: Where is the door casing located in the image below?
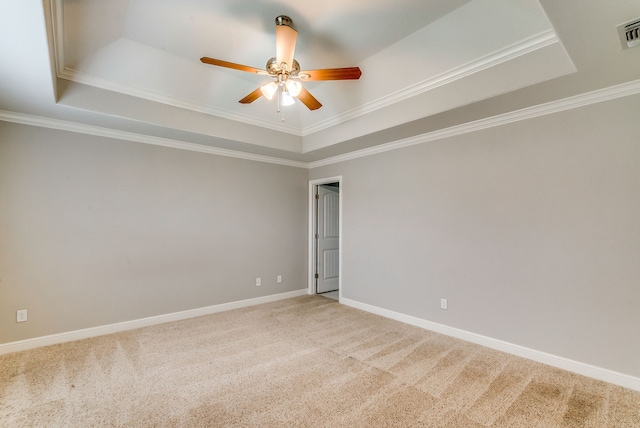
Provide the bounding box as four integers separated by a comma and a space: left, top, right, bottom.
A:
308, 176, 343, 299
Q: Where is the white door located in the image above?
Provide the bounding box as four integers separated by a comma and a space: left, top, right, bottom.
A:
316, 184, 340, 293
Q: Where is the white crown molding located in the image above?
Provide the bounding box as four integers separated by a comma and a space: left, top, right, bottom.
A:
340, 297, 640, 392
0, 289, 308, 356
57, 67, 304, 137
0, 110, 308, 169
308, 78, 640, 168
301, 30, 560, 136
49, 0, 560, 139
2, 78, 640, 169
48, 0, 302, 137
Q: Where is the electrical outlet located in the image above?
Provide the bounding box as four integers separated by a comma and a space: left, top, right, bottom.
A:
277, 275, 282, 283
255, 277, 262, 287
440, 299, 448, 310
17, 309, 27, 322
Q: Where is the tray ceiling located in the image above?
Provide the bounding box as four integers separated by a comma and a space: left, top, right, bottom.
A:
50, 0, 575, 155
3, 0, 639, 163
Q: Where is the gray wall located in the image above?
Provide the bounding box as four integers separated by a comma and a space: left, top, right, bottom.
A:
310, 94, 640, 378
3, 92, 639, 379
0, 122, 308, 343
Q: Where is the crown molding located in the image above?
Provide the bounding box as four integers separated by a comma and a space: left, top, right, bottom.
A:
57, 67, 304, 137
0, 110, 308, 169
49, 0, 561, 139
301, 30, 560, 136
308, 78, 640, 168
57, 37, 550, 141
48, 0, 302, 137
2, 80, 639, 170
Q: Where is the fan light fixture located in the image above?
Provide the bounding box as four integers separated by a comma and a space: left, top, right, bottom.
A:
285, 80, 301, 97
260, 82, 278, 100
200, 15, 362, 122
281, 90, 295, 106
259, 80, 301, 100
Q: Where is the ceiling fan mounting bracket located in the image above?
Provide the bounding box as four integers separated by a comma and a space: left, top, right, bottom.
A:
275, 15, 294, 29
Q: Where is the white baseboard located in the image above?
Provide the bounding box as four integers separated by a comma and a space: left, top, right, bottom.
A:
340, 297, 640, 392
0, 289, 308, 356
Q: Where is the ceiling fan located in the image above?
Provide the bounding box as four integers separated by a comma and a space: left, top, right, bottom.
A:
200, 15, 362, 113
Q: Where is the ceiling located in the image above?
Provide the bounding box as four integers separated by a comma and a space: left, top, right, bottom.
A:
1, 0, 639, 164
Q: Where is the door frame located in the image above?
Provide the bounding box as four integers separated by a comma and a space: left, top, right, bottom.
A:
308, 176, 343, 299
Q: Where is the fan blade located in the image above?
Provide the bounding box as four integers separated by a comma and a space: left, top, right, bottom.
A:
275, 22, 297, 71
299, 67, 362, 81
296, 87, 322, 110
239, 87, 263, 104
200, 57, 265, 74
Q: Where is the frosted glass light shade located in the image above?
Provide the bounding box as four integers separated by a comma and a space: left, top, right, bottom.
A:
285, 80, 302, 97
260, 82, 278, 100
281, 91, 295, 106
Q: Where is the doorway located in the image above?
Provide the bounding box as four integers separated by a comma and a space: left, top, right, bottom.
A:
308, 177, 342, 300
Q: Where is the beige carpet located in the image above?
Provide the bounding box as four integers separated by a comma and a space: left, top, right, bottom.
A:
1, 295, 639, 427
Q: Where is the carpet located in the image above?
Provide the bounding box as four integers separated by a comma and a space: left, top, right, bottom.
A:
1, 295, 639, 427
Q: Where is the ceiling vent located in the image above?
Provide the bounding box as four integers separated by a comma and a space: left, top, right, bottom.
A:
617, 18, 640, 49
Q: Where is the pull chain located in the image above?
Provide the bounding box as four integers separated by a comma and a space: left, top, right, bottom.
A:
276, 84, 286, 122
277, 85, 282, 114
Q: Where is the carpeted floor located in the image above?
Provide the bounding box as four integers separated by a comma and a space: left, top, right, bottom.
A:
1, 295, 639, 427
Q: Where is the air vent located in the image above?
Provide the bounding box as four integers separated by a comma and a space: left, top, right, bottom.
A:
618, 18, 640, 49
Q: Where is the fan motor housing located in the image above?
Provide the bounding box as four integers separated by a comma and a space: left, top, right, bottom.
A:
266, 57, 300, 76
